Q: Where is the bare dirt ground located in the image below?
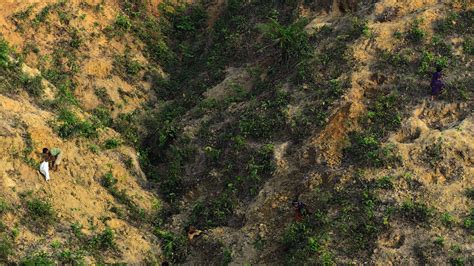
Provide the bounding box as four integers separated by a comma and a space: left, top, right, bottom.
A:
0, 0, 472, 264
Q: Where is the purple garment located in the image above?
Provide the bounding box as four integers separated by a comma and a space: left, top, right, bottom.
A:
430, 71, 444, 95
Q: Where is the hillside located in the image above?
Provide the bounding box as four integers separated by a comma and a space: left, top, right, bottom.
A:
0, 0, 473, 264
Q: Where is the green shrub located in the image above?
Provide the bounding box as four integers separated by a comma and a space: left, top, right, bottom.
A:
344, 132, 399, 167
406, 19, 426, 44
437, 12, 457, 32
21, 75, 44, 97
89, 227, 116, 251
449, 257, 465, 266
57, 249, 85, 264
434, 11, 474, 35
431, 35, 452, 56
101, 171, 146, 223
115, 13, 132, 31
375, 176, 394, 189
113, 112, 139, 145
290, 105, 327, 140
94, 87, 113, 105
103, 138, 122, 149
281, 219, 333, 265
52, 82, 79, 107
380, 49, 411, 67
55, 109, 98, 139
238, 91, 289, 140
258, 18, 310, 63
465, 188, 474, 200
114, 51, 143, 80
400, 200, 432, 224
418, 50, 447, 74
155, 230, 187, 264
89, 144, 100, 154
11, 5, 34, 23
162, 3, 207, 37
463, 208, 473, 232
26, 198, 55, 222
102, 171, 118, 189
204, 146, 221, 161
328, 79, 346, 98
33, 5, 53, 26
0, 236, 13, 263
92, 106, 112, 127
222, 248, 232, 266
0, 39, 9, 68
189, 193, 235, 229
424, 138, 443, 167
433, 236, 444, 246
70, 222, 83, 238
348, 17, 370, 39
463, 38, 474, 55
0, 199, 7, 214
441, 212, 455, 228
21, 251, 53, 265
363, 94, 402, 138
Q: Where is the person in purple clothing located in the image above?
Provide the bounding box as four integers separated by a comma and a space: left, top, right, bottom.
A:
430, 65, 445, 100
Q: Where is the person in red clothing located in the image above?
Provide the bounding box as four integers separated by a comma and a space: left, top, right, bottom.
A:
292, 200, 308, 222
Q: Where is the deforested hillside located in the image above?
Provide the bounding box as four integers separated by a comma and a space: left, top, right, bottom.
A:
0, 0, 472, 264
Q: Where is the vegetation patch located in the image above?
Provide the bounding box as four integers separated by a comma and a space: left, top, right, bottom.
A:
154, 230, 187, 264
54, 109, 99, 139
101, 171, 147, 223
281, 177, 391, 264
400, 200, 433, 224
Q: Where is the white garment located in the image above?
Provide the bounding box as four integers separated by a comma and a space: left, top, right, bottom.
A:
40, 161, 50, 181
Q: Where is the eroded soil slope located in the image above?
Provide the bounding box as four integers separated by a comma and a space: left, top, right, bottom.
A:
0, 0, 472, 264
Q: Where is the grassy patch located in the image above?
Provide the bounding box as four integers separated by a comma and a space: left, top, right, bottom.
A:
94, 87, 113, 106
362, 94, 402, 138
115, 13, 132, 32
375, 175, 395, 190
155, 230, 187, 264
189, 192, 235, 229
103, 138, 122, 149
258, 17, 310, 64
88, 227, 116, 251
344, 132, 399, 167
92, 106, 112, 128
0, 235, 14, 263
441, 212, 455, 228
55, 109, 99, 139
26, 198, 55, 222
113, 50, 143, 82
0, 39, 9, 68
400, 200, 433, 224
462, 37, 474, 55
406, 19, 426, 44
101, 171, 147, 223
281, 179, 388, 264
21, 75, 44, 97
21, 251, 54, 265
465, 188, 474, 200
0, 200, 7, 214
463, 208, 473, 232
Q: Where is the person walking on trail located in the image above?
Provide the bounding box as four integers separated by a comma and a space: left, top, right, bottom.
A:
292, 200, 309, 222
430, 65, 445, 100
